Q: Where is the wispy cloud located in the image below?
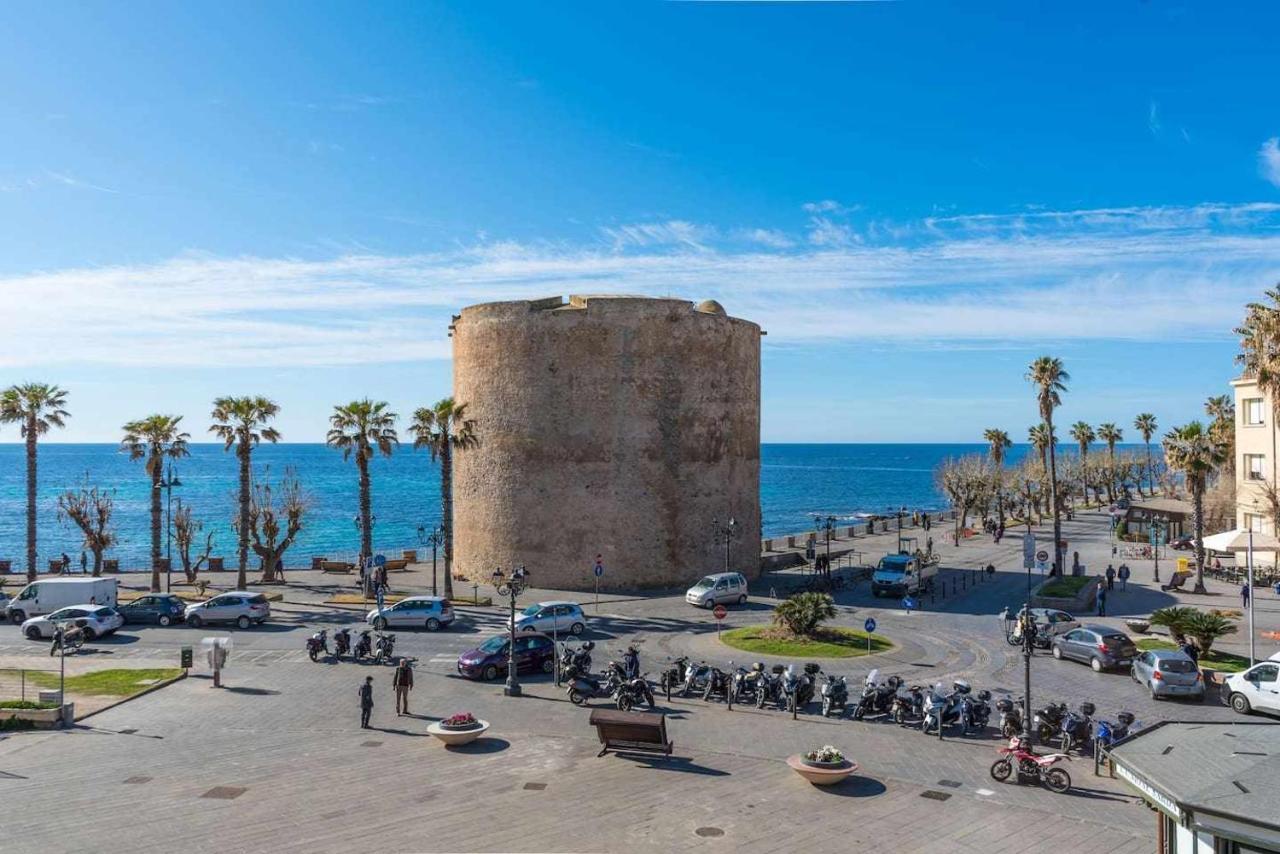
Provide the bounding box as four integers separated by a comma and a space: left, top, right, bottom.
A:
2, 201, 1278, 370
738, 228, 794, 249
0, 170, 118, 194
802, 199, 857, 215
1148, 100, 1162, 136
1260, 137, 1280, 188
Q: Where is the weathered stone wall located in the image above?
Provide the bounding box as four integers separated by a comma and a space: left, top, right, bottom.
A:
451, 294, 761, 591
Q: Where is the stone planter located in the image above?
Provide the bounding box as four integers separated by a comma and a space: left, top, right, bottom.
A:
1125, 619, 1151, 635
0, 702, 74, 729
427, 719, 490, 747
1030, 577, 1099, 613
786, 754, 857, 786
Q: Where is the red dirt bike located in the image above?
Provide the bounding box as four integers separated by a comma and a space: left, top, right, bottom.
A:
989, 736, 1072, 793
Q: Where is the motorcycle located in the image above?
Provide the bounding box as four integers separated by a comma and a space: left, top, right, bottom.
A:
660, 656, 689, 696
621, 646, 640, 680
615, 667, 656, 712
960, 688, 992, 735
995, 696, 1024, 738
353, 630, 372, 661
333, 628, 352, 659
731, 662, 766, 705
1059, 702, 1095, 754
306, 629, 330, 662
892, 684, 926, 726
565, 660, 621, 706
820, 672, 849, 718
756, 664, 787, 710
560, 641, 595, 683
1094, 711, 1137, 750
373, 632, 396, 664
781, 663, 820, 714
990, 736, 1072, 793
922, 681, 967, 736
680, 660, 712, 698
853, 669, 901, 720
1033, 701, 1068, 743
702, 665, 732, 702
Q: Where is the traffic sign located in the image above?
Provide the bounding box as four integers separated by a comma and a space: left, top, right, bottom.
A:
864, 617, 877, 633
1035, 550, 1048, 563
902, 596, 917, 612
713, 604, 727, 620
593, 562, 604, 578
373, 554, 386, 567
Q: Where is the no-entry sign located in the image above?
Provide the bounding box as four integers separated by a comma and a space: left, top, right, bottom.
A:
713, 604, 727, 620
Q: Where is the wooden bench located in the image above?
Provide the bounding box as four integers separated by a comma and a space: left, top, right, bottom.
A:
1161, 572, 1190, 592
321, 561, 354, 573
384, 558, 409, 572
588, 708, 673, 758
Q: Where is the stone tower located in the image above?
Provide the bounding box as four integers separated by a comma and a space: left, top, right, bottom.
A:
450, 294, 761, 591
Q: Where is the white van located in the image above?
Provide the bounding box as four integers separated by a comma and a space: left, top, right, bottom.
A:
686, 572, 749, 608
5, 577, 118, 624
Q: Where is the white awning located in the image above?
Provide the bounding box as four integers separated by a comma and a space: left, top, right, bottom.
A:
1201, 529, 1280, 552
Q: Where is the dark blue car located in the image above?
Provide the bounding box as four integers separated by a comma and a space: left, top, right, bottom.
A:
117, 594, 186, 626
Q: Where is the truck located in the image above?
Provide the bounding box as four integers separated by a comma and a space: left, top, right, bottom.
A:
4, 577, 119, 624
870, 552, 939, 598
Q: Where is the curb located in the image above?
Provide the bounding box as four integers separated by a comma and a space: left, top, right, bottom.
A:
75, 671, 188, 723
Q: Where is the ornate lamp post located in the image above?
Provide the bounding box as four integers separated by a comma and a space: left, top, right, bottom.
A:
160, 464, 182, 593
712, 517, 739, 573
417, 524, 445, 597
492, 565, 530, 697
812, 514, 836, 578
1149, 513, 1166, 583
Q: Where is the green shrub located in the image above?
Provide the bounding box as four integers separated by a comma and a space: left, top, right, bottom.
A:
0, 700, 58, 710
771, 592, 837, 637
1184, 611, 1238, 656
1149, 606, 1198, 643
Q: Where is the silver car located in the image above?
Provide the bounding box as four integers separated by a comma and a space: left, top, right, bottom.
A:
185, 591, 270, 629
368, 596, 455, 631
1131, 648, 1204, 700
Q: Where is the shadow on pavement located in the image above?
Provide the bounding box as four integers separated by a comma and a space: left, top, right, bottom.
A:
221, 686, 281, 696
443, 737, 510, 754
817, 775, 888, 798
621, 755, 729, 776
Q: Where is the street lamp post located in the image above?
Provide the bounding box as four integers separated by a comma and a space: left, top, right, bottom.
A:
712, 517, 739, 573
491, 565, 530, 697
160, 464, 182, 593
1150, 514, 1166, 583
813, 515, 836, 578
888, 506, 907, 552
417, 524, 445, 598
1248, 499, 1259, 666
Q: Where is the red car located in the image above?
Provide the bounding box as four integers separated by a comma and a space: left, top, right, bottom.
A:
456, 633, 556, 681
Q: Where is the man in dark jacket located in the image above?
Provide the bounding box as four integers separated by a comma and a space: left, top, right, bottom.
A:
358, 676, 374, 729
393, 658, 414, 715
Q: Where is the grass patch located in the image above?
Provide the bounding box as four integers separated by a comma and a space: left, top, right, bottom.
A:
1038, 576, 1092, 598
720, 626, 893, 658
0, 700, 58, 710
27, 668, 183, 696
1136, 639, 1251, 673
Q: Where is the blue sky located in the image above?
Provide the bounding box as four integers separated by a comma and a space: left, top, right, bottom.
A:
1, 2, 1278, 443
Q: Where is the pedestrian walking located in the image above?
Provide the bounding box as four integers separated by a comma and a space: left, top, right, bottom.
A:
393, 658, 414, 715
1105, 564, 1115, 591
375, 580, 386, 615
1180, 639, 1200, 664
1118, 563, 1130, 591
79, 551, 87, 573
357, 556, 368, 594
358, 676, 374, 729
376, 563, 388, 590
1096, 582, 1107, 617
1242, 582, 1251, 610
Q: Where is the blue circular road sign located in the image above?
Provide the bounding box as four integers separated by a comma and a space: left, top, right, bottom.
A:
902, 596, 917, 611
864, 617, 877, 633
373, 554, 386, 567
594, 563, 604, 578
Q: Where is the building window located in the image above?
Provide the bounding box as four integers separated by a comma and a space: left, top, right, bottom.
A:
1244, 512, 1267, 534
1244, 454, 1266, 481
1244, 398, 1265, 426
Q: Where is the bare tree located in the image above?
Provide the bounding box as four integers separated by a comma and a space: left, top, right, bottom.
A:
56, 477, 115, 576
241, 469, 307, 583
174, 502, 215, 582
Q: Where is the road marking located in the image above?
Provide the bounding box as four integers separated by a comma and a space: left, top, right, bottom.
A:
975, 788, 994, 797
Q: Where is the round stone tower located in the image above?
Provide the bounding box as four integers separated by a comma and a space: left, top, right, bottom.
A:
451, 294, 761, 591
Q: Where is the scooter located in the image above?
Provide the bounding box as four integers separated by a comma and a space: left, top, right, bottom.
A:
702, 666, 732, 702
565, 660, 621, 706
922, 681, 967, 736
820, 672, 849, 718
1094, 711, 1136, 750
1034, 701, 1068, 743
679, 660, 711, 698
333, 628, 352, 659
853, 670, 900, 720
892, 684, 926, 726
353, 630, 372, 661
781, 663, 820, 714
731, 662, 766, 705
990, 736, 1072, 793
995, 696, 1024, 738
660, 656, 690, 696
756, 665, 786, 710
373, 632, 396, 664
960, 688, 992, 735
560, 641, 595, 683
1058, 702, 1095, 754
306, 629, 330, 662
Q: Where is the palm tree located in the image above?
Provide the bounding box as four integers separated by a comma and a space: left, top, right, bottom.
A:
1026, 357, 1069, 571
1069, 421, 1096, 504
0, 384, 70, 581
1204, 395, 1236, 478
983, 428, 1012, 527
210, 396, 282, 589
1162, 421, 1228, 594
409, 398, 479, 600
1134, 413, 1158, 495
1028, 424, 1054, 522
1236, 288, 1280, 415
1097, 423, 1123, 502
121, 415, 191, 592
327, 400, 399, 561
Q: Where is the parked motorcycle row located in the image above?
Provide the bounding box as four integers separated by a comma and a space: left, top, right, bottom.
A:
306, 628, 398, 664
560, 642, 655, 712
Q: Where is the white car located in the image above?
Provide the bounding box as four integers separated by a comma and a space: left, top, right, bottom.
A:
22, 604, 123, 641
185, 591, 271, 629
510, 601, 586, 636
1225, 654, 1280, 717
367, 596, 455, 631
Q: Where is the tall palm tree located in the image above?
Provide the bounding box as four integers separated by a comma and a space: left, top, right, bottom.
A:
1097, 423, 1123, 502
1162, 421, 1227, 594
1134, 413, 1158, 495
1069, 421, 1096, 504
210, 396, 282, 589
1236, 288, 1280, 415
121, 415, 190, 592
1028, 423, 1053, 522
1204, 395, 1236, 478
327, 400, 398, 561
1026, 357, 1069, 571
410, 398, 480, 599
983, 428, 1012, 527
0, 384, 70, 581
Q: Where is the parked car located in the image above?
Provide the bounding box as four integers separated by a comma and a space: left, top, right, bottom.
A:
117, 594, 186, 626
22, 604, 123, 640
510, 601, 586, 636
456, 633, 556, 681
1130, 648, 1204, 700
1225, 659, 1280, 716
1051, 624, 1138, 672
368, 596, 454, 631
184, 591, 270, 628
1028, 608, 1080, 638
685, 572, 749, 608
1169, 535, 1195, 551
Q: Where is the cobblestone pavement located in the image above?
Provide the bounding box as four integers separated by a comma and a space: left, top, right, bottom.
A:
0, 509, 1265, 852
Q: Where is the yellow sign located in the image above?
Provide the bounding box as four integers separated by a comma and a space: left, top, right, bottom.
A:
1177, 557, 1189, 574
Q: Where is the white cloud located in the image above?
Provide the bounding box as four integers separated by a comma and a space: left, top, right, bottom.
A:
802, 199, 857, 215
1148, 100, 1161, 136
739, 228, 794, 249
2, 202, 1279, 370
1260, 138, 1280, 188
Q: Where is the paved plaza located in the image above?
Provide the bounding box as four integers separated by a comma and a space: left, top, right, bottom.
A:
0, 510, 1267, 853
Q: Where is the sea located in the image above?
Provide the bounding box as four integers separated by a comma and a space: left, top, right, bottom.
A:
0, 443, 1057, 568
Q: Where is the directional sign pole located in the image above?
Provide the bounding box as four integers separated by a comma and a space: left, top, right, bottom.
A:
864, 618, 876, 655
714, 604, 727, 639
593, 555, 603, 613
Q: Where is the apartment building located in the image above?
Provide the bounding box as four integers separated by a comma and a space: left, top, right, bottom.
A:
1232, 376, 1277, 540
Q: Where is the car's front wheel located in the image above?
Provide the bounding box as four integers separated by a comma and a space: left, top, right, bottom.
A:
1230, 692, 1252, 715
737, 594, 747, 605
158, 615, 172, 627
425, 618, 440, 632
82, 628, 96, 642
541, 658, 554, 674
24, 625, 41, 640
9, 610, 25, 625
570, 623, 585, 636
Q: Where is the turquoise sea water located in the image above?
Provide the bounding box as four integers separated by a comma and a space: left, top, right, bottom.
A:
0, 443, 1067, 568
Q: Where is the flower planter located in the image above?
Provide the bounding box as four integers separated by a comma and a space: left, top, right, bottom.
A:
1125, 619, 1150, 635
786, 754, 857, 786
427, 719, 490, 747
